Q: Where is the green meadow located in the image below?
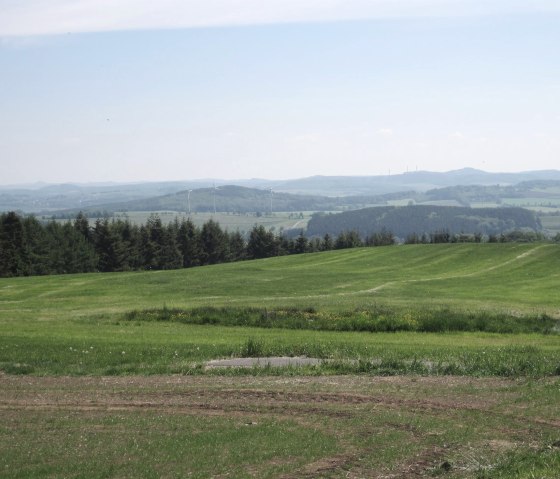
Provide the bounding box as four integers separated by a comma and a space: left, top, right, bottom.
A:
1, 243, 559, 478
100, 210, 312, 232
0, 243, 558, 376
2, 243, 559, 316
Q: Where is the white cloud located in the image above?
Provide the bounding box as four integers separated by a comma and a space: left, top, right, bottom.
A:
1, 0, 560, 37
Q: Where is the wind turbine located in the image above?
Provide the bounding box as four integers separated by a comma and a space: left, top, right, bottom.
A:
187, 190, 193, 215
213, 183, 220, 215
268, 187, 273, 216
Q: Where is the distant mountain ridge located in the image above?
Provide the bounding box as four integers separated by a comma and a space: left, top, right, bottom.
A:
46, 185, 395, 216
2, 168, 560, 213
254, 168, 560, 196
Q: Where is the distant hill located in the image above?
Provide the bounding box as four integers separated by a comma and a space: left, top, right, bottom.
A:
54, 185, 396, 216
306, 205, 541, 239
0, 181, 216, 213
75, 179, 560, 217
385, 180, 560, 208
256, 168, 560, 196
2, 168, 560, 213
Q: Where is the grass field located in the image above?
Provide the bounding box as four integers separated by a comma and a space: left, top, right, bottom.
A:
110, 211, 313, 233
3, 243, 559, 315
1, 243, 559, 477
53, 211, 313, 234
540, 215, 560, 235
1, 243, 559, 376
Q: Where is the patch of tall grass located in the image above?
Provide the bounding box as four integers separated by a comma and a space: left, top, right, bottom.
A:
125, 306, 558, 335
475, 446, 560, 478
225, 342, 558, 378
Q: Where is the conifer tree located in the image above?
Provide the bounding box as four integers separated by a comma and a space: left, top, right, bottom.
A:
247, 225, 276, 259
200, 219, 227, 265
0, 212, 26, 277
177, 218, 202, 267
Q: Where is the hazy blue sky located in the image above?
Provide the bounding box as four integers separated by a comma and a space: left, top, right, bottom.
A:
1, 1, 559, 184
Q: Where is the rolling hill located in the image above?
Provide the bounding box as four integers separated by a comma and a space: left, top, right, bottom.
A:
1, 243, 558, 318
46, 185, 398, 216
249, 168, 560, 196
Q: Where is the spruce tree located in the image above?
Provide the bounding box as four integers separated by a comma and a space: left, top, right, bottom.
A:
0, 212, 26, 277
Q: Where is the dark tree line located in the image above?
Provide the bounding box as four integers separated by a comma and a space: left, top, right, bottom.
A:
0, 212, 396, 278
307, 205, 541, 239
404, 229, 546, 244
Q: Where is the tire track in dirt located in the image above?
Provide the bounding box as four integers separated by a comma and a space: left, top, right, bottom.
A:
2, 386, 556, 433
373, 445, 449, 479
280, 453, 357, 479
2, 375, 556, 478
0, 388, 494, 414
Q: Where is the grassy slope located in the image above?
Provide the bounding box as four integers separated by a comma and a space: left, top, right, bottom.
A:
0, 243, 558, 376
2, 243, 559, 318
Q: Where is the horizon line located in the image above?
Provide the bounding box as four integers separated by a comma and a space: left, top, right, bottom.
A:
3, 167, 560, 189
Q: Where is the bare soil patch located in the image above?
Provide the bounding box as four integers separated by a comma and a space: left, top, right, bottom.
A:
1, 373, 558, 478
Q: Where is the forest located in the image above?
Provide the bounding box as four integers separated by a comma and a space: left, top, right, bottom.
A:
307, 204, 541, 238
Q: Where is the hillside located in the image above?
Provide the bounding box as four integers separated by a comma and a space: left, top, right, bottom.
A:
390, 180, 560, 208
40, 180, 560, 218
49, 185, 395, 216
1, 243, 558, 318
252, 168, 560, 196
3, 168, 560, 213
0, 181, 217, 213
306, 205, 541, 239
83, 185, 344, 214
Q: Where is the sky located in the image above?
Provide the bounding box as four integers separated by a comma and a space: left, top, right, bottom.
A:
1, 0, 559, 184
